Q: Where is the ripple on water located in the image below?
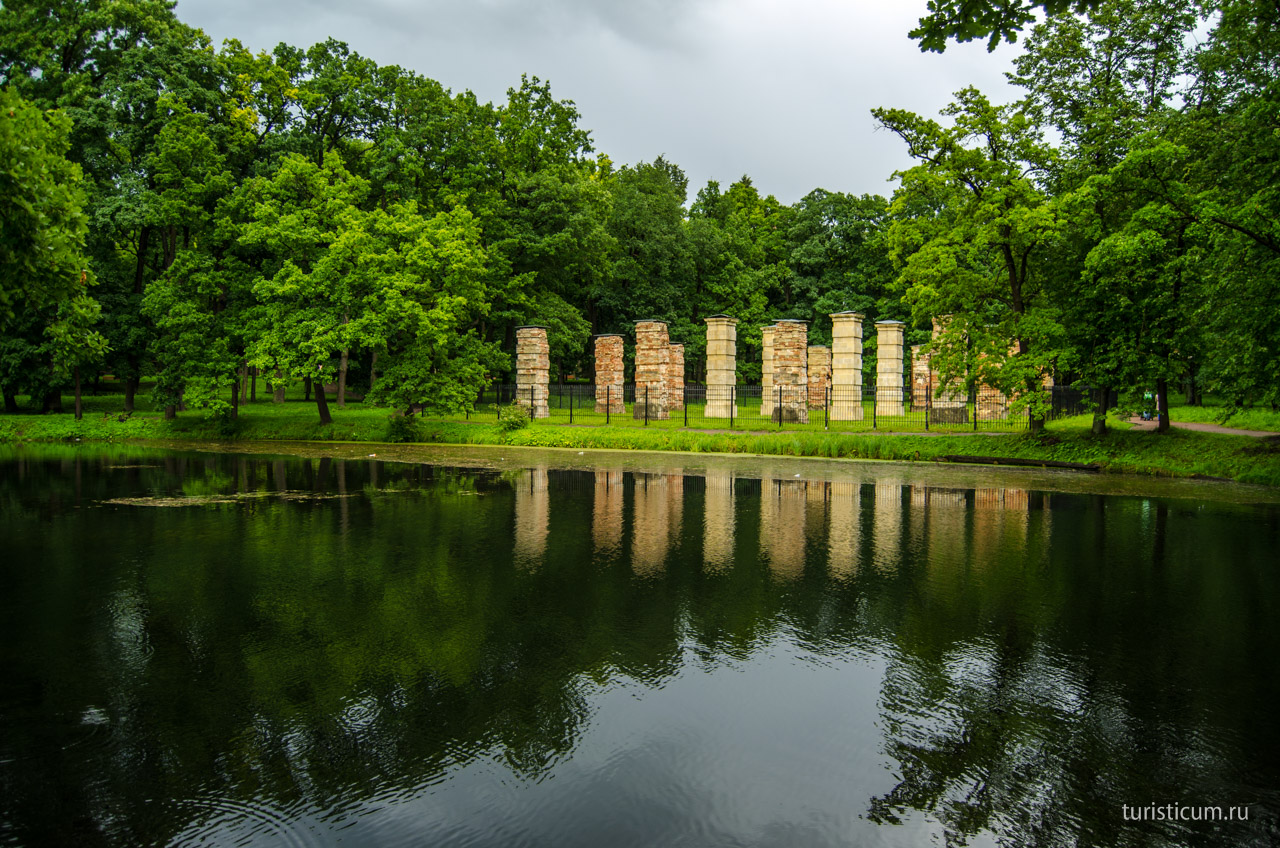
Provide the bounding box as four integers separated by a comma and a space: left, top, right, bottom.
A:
167, 794, 320, 848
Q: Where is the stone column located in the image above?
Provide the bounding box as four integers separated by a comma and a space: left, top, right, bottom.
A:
515, 326, 550, 419
634, 320, 670, 419
593, 334, 625, 414
668, 343, 685, 412
704, 314, 738, 418
760, 325, 775, 418
875, 320, 904, 417
771, 319, 808, 423
830, 312, 864, 421
807, 345, 831, 410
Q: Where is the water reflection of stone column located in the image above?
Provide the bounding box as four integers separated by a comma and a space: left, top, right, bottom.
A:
514, 466, 549, 567
632, 472, 670, 575
830, 312, 864, 421
770, 478, 808, 578
634, 320, 670, 420
805, 479, 829, 546
668, 343, 685, 412
760, 324, 775, 418
704, 315, 738, 418
827, 480, 861, 580
703, 468, 735, 572
772, 320, 809, 423
872, 479, 902, 573
594, 335, 625, 414
592, 468, 624, 556
875, 321, 904, 416
515, 326, 550, 418
807, 346, 831, 410
971, 487, 1030, 565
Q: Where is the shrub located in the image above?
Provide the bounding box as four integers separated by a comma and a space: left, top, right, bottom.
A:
497, 402, 531, 433
386, 414, 425, 443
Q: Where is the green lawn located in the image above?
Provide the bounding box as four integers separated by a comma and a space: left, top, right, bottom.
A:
1168, 396, 1280, 433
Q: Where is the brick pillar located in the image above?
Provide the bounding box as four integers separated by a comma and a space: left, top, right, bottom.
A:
875, 320, 904, 416
515, 326, 550, 419
760, 324, 775, 418
593, 334, 624, 414
668, 343, 685, 411
807, 345, 830, 409
704, 314, 738, 418
926, 317, 962, 425
634, 320, 670, 419
771, 319, 808, 423
830, 312, 864, 420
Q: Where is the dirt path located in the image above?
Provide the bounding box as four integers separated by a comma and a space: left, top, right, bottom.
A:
1128, 417, 1280, 438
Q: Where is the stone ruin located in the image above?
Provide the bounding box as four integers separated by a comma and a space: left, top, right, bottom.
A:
515, 326, 550, 418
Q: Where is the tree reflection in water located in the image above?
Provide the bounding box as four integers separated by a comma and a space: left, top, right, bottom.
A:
1, 446, 1277, 847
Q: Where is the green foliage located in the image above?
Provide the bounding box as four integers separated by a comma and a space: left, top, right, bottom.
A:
385, 413, 425, 443
0, 87, 90, 326
497, 402, 531, 433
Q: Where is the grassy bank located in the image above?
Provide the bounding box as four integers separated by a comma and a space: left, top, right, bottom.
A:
3, 393, 1280, 487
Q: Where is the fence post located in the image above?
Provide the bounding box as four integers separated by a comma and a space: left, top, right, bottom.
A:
606, 385, 611, 426
684, 386, 688, 427
973, 387, 978, 432
778, 384, 783, 429
872, 382, 877, 430
569, 384, 574, 424
644, 385, 649, 426
730, 386, 735, 429
825, 385, 829, 430
925, 370, 930, 432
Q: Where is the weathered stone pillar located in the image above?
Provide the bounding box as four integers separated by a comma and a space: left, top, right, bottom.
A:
807, 345, 831, 410
515, 326, 550, 419
634, 320, 670, 419
924, 315, 967, 423
668, 343, 685, 412
875, 320, 904, 417
772, 319, 809, 423
593, 334, 625, 415
704, 314, 738, 418
760, 325, 775, 418
830, 312, 864, 421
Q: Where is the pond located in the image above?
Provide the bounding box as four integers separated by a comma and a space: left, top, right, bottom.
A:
1, 443, 1278, 847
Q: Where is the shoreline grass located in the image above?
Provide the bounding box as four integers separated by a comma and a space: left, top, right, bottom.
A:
3, 391, 1279, 487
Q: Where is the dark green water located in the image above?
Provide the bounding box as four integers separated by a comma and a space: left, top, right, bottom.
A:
2, 445, 1278, 848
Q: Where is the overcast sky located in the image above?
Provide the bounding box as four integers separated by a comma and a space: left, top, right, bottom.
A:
174, 0, 1024, 205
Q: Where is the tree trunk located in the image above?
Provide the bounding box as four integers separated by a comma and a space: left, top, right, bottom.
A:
239, 360, 249, 405
164, 405, 176, 420
304, 376, 312, 402
1091, 386, 1108, 435
369, 350, 378, 391
43, 389, 63, 414
337, 348, 349, 407
230, 372, 240, 420
315, 381, 332, 425
124, 376, 137, 413
250, 367, 257, 403
1156, 378, 1170, 433
3, 391, 17, 413
74, 367, 82, 420
1029, 415, 1045, 434
273, 368, 286, 403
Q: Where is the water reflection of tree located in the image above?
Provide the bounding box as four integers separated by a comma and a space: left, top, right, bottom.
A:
866, 492, 1280, 848
3, 453, 1279, 847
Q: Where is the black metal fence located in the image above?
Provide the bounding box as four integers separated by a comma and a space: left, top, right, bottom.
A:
475, 382, 1089, 432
